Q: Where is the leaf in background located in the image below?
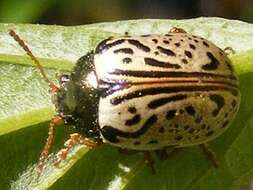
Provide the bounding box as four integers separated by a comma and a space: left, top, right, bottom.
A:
0, 18, 253, 190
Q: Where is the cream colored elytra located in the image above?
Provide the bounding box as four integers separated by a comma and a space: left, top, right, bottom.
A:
94, 29, 240, 150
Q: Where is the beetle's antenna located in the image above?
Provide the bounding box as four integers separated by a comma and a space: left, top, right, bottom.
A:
8, 29, 59, 92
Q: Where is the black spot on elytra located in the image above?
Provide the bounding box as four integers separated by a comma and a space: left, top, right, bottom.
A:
128, 107, 137, 114
125, 114, 141, 126
134, 141, 141, 145
141, 34, 151, 37
159, 127, 165, 133
163, 40, 169, 44
175, 42, 180, 47
114, 48, 133, 54
157, 46, 176, 56
205, 130, 214, 137
210, 94, 225, 116
194, 39, 199, 43
203, 41, 210, 47
184, 125, 190, 130
185, 50, 192, 58
195, 116, 202, 124
194, 135, 200, 139
122, 57, 132, 64
175, 136, 183, 141
128, 39, 151, 52
188, 37, 192, 40
231, 100, 237, 108
152, 39, 158, 43
169, 129, 174, 133
185, 105, 196, 116
180, 39, 184, 42
222, 120, 229, 128
202, 52, 220, 70
166, 110, 177, 120
188, 128, 195, 134
182, 58, 188, 64
189, 44, 196, 50
147, 139, 158, 144
154, 51, 159, 55
201, 124, 206, 129
165, 34, 173, 37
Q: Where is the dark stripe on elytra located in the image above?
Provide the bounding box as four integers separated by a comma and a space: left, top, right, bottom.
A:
157, 46, 176, 56
144, 57, 181, 69
125, 114, 141, 126
114, 48, 133, 54
128, 39, 151, 52
210, 94, 225, 116
100, 76, 238, 98
110, 85, 238, 105
202, 52, 220, 70
109, 69, 238, 81
148, 94, 187, 109
100, 115, 158, 142
95, 39, 125, 54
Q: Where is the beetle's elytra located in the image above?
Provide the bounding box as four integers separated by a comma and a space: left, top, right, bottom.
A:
9, 27, 240, 175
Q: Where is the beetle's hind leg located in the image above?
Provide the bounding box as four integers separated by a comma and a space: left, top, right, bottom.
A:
199, 144, 219, 168
155, 146, 182, 160
118, 149, 156, 174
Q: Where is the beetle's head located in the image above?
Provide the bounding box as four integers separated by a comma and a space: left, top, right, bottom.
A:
53, 52, 101, 139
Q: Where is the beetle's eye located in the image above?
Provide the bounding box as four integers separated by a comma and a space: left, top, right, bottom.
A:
59, 74, 70, 86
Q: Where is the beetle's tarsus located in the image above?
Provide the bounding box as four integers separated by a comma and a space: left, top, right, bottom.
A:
199, 144, 219, 168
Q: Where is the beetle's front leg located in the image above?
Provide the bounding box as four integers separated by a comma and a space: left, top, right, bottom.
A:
54, 133, 102, 166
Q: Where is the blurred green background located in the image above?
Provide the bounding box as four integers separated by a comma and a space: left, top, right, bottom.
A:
0, 0, 252, 25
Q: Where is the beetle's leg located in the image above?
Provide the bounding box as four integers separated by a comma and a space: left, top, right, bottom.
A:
169, 27, 187, 33
199, 144, 219, 168
155, 147, 182, 160
37, 115, 63, 178
54, 133, 101, 166
143, 151, 156, 174
223, 47, 235, 55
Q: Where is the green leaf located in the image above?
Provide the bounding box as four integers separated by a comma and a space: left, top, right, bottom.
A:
0, 17, 253, 190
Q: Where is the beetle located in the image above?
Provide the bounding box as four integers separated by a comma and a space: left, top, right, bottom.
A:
8, 27, 240, 176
